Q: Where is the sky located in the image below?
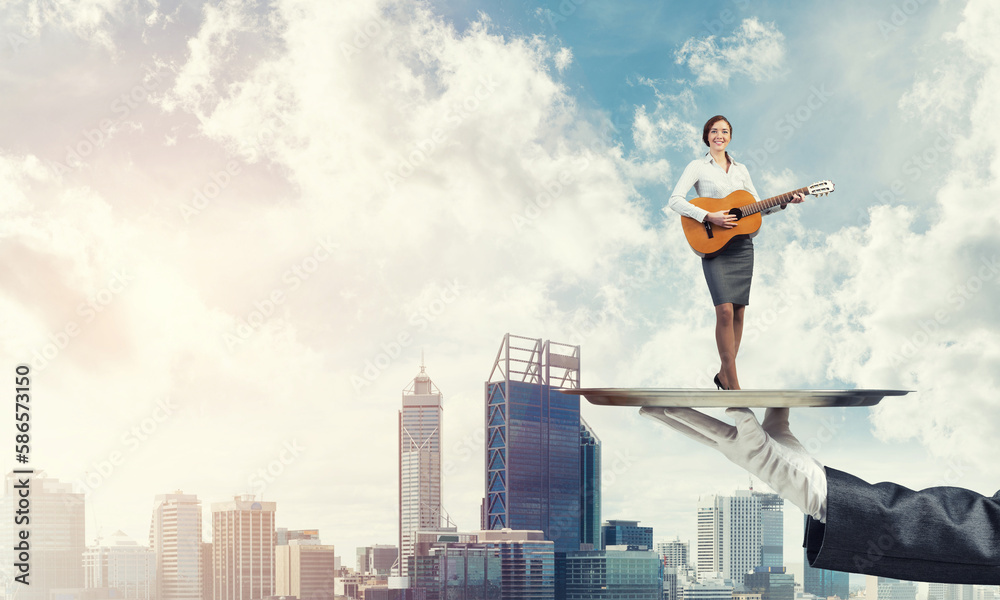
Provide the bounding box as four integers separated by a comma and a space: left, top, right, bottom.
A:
1, 0, 999, 589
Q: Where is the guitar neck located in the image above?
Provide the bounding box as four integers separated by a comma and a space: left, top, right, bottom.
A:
741, 186, 810, 216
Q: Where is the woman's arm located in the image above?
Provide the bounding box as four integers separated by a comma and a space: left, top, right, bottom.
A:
666, 161, 711, 222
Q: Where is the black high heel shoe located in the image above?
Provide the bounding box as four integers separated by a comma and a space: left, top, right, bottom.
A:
714, 373, 728, 390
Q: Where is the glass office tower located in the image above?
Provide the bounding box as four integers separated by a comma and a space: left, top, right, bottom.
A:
484, 334, 583, 554
579, 420, 601, 550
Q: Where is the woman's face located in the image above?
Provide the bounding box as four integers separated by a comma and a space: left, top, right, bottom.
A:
707, 120, 731, 152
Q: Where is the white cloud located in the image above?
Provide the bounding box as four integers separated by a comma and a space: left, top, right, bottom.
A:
674, 17, 787, 87
0, 0, 660, 555
2, 0, 129, 51
5, 0, 1000, 565
554, 46, 573, 72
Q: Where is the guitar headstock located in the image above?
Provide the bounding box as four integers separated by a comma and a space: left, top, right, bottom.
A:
808, 180, 835, 197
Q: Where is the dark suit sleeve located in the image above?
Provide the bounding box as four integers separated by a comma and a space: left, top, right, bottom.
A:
803, 467, 1000, 584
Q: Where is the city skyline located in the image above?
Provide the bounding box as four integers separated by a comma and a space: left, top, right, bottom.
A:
2, 0, 999, 593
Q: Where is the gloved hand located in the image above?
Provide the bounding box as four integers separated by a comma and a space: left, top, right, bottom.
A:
640, 406, 828, 522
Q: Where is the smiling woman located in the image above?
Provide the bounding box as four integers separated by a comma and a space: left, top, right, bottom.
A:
666, 115, 803, 390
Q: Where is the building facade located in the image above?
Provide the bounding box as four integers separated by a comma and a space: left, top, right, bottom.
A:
410, 529, 554, 600
212, 495, 277, 600
929, 584, 975, 600
743, 567, 793, 600
277, 529, 320, 546
483, 334, 583, 554
0, 473, 86, 600
867, 577, 918, 600
399, 363, 444, 577
276, 542, 337, 600
150, 491, 203, 600
600, 520, 653, 550
580, 420, 601, 550
357, 545, 399, 576
413, 544, 501, 600
757, 493, 783, 569
656, 538, 689, 570
696, 490, 782, 587
83, 531, 156, 600
563, 549, 662, 600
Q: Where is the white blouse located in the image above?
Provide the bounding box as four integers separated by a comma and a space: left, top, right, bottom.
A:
666, 153, 781, 223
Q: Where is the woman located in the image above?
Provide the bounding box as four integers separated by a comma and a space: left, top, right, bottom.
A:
667, 115, 803, 390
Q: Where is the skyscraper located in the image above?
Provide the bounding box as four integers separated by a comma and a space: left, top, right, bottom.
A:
1, 472, 85, 600
757, 492, 783, 568
150, 491, 203, 600
212, 495, 277, 600
696, 490, 781, 587
483, 334, 583, 554
84, 531, 156, 600
579, 420, 601, 550
399, 362, 444, 577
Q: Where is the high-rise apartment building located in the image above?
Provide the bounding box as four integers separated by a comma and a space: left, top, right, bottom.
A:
696, 490, 782, 587
212, 495, 277, 600
399, 362, 444, 577
656, 537, 689, 570
150, 491, 203, 600
276, 541, 336, 600
0, 472, 85, 600
580, 420, 601, 550
483, 334, 583, 554
84, 531, 156, 600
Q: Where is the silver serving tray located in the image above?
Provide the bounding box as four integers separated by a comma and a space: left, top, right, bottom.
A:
558, 388, 911, 408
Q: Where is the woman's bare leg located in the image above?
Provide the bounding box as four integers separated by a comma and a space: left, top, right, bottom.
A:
733, 303, 746, 356
715, 303, 740, 390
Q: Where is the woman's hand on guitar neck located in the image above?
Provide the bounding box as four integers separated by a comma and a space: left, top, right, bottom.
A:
784, 192, 806, 206
705, 210, 737, 228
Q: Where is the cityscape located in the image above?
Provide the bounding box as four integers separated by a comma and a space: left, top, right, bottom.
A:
2, 334, 996, 600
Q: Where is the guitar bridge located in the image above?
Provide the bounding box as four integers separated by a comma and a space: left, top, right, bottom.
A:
703, 221, 714, 239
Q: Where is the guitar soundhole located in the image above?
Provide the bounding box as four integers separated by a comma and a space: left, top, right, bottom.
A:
728, 207, 744, 220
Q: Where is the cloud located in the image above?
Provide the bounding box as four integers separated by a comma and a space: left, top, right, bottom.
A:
674, 17, 787, 87
1, 0, 130, 52
0, 0, 663, 555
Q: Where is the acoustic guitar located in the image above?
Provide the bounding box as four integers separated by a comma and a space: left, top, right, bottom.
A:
681, 180, 835, 257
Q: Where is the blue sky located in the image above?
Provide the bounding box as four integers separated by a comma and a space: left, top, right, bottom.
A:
0, 0, 998, 591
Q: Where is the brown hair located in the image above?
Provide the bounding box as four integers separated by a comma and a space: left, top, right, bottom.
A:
702, 115, 732, 147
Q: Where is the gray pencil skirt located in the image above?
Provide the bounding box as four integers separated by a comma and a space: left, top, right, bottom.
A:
702, 235, 753, 306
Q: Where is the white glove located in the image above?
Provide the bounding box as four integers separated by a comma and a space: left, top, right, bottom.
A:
640, 406, 828, 522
